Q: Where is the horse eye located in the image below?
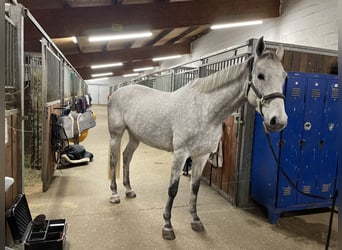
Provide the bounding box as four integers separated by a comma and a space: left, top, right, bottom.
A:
257, 73, 265, 80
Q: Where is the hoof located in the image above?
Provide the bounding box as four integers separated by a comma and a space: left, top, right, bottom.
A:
162, 227, 176, 240
191, 220, 205, 232
110, 194, 120, 204
125, 190, 137, 199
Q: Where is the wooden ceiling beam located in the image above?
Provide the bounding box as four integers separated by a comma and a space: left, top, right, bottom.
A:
68, 42, 190, 68
19, 0, 65, 10
23, 0, 280, 40
144, 28, 173, 47
166, 26, 199, 45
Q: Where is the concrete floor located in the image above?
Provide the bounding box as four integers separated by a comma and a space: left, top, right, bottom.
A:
24, 105, 338, 250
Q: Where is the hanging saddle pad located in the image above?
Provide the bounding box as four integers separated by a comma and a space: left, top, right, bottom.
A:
77, 110, 96, 133
58, 115, 74, 139
58, 110, 96, 139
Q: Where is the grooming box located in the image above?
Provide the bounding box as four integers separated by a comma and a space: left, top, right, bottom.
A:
6, 193, 67, 250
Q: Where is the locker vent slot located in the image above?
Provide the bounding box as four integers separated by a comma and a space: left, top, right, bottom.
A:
312, 89, 320, 98
291, 87, 301, 97
321, 184, 330, 193
282, 187, 291, 196
303, 185, 311, 194
331, 87, 339, 99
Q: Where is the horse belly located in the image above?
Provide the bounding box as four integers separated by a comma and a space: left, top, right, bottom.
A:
127, 118, 173, 151
136, 129, 173, 151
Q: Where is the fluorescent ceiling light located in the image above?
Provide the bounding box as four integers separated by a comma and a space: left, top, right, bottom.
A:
90, 62, 123, 69
152, 55, 182, 62
71, 36, 78, 44
133, 66, 154, 72
88, 77, 109, 82
89, 31, 153, 42
91, 72, 113, 78
123, 73, 139, 78
211, 20, 263, 30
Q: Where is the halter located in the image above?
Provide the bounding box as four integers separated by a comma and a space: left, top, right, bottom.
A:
246, 57, 285, 117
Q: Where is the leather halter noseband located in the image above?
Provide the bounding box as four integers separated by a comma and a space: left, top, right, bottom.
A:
246, 57, 285, 117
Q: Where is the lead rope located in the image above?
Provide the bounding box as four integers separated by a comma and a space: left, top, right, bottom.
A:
263, 123, 338, 249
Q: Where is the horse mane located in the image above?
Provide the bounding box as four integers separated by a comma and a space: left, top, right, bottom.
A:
189, 59, 249, 93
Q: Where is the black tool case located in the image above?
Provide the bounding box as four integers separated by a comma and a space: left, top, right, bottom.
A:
6, 193, 67, 250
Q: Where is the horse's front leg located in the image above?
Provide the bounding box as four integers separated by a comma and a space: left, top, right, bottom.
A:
188, 154, 209, 232
162, 151, 187, 240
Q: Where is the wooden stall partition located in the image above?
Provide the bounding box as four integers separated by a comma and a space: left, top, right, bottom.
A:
4, 112, 20, 206
202, 116, 239, 203
42, 102, 61, 192
5, 111, 21, 245
202, 162, 211, 181
221, 116, 238, 201
281, 50, 337, 74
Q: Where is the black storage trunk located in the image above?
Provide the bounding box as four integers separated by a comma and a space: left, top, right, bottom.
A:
6, 194, 33, 242
6, 193, 67, 250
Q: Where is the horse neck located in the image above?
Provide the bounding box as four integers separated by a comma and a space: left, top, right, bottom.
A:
196, 61, 250, 124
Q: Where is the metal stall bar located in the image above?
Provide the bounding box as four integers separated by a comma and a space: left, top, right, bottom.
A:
266, 40, 337, 56
232, 39, 257, 206
24, 8, 84, 85
40, 39, 49, 192
40, 40, 65, 191
338, 19, 342, 249
8, 4, 24, 193
1, 0, 6, 248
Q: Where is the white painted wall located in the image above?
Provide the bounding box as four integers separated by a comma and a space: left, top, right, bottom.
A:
86, 75, 140, 97
87, 84, 110, 105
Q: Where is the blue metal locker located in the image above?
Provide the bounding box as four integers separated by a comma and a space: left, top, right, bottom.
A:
277, 74, 306, 208
251, 113, 280, 210
297, 76, 327, 204
316, 77, 339, 198
250, 72, 338, 224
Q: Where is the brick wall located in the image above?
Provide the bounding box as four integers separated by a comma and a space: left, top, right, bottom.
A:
278, 0, 337, 49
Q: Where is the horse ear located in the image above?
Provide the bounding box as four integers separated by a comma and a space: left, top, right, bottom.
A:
256, 36, 265, 57
276, 46, 284, 60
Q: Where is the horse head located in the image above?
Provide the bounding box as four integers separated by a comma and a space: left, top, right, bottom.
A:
246, 36, 288, 132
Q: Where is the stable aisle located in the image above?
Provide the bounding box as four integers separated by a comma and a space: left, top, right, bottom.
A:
25, 105, 338, 250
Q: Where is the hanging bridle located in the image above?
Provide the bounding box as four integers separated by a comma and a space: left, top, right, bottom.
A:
246, 57, 285, 117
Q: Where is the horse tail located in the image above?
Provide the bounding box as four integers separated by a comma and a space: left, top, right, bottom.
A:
108, 143, 121, 180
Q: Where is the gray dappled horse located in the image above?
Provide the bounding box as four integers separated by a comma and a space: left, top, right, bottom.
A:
107, 37, 288, 240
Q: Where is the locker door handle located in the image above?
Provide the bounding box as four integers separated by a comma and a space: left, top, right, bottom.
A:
300, 139, 306, 150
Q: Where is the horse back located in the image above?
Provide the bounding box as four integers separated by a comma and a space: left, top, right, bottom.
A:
108, 85, 174, 151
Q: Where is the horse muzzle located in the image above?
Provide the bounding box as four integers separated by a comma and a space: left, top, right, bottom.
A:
263, 115, 288, 132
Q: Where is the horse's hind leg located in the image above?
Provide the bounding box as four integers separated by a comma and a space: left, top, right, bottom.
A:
109, 134, 122, 204
162, 150, 188, 240
122, 132, 139, 198
188, 154, 209, 232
